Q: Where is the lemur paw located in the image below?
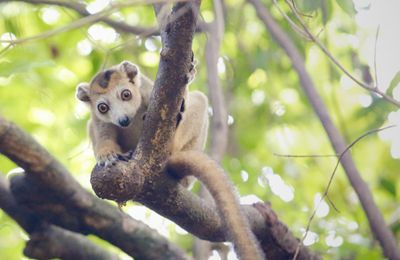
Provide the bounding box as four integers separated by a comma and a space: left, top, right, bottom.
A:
97, 151, 133, 167
186, 56, 197, 85
97, 152, 119, 167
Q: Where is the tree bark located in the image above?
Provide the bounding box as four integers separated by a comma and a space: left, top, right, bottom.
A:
0, 116, 189, 260
0, 175, 119, 260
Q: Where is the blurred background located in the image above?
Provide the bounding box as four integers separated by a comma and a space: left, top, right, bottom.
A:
0, 0, 399, 259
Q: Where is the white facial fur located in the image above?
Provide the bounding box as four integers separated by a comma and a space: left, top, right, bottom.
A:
93, 82, 142, 127
76, 61, 143, 128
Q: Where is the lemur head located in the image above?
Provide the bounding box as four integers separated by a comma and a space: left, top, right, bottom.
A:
76, 61, 142, 128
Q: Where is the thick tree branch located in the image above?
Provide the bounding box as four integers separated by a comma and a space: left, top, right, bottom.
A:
0, 175, 119, 260
0, 116, 189, 260
248, 1, 400, 259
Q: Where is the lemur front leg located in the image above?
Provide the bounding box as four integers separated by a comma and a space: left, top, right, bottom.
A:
90, 120, 125, 167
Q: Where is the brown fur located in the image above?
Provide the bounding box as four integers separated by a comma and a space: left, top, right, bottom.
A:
168, 151, 264, 260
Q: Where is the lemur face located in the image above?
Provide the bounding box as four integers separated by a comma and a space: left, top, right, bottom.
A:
76, 61, 142, 128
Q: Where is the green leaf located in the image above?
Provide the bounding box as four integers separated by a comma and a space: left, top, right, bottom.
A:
388, 70, 400, 92
336, 0, 355, 16
379, 177, 397, 197
301, 0, 322, 12
392, 221, 400, 235
321, 0, 333, 25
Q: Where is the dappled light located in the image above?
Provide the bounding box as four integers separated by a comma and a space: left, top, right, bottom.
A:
77, 39, 93, 56
325, 231, 343, 248
87, 0, 111, 14
313, 193, 330, 218
40, 8, 60, 25
302, 230, 319, 246
258, 166, 294, 202
0, 33, 16, 47
88, 24, 119, 44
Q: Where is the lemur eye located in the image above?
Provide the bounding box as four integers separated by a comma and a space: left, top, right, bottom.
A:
97, 103, 109, 114
121, 89, 132, 101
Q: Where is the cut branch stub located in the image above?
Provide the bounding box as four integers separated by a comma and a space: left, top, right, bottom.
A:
90, 160, 145, 202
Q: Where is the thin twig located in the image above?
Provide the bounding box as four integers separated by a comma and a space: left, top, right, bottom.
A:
0, 0, 181, 46
374, 25, 380, 88
289, 0, 313, 18
280, 0, 400, 107
326, 194, 340, 213
293, 125, 397, 260
272, 0, 310, 40
0, 43, 13, 57
273, 153, 338, 158
1, 0, 158, 36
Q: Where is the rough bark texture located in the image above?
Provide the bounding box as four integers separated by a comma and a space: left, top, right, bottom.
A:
0, 175, 119, 260
247, 0, 400, 259
0, 116, 189, 260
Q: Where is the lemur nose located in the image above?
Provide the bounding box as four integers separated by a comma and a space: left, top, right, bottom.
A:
118, 116, 130, 127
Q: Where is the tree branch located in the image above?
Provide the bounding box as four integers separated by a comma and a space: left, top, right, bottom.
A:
1, 0, 209, 38
2, 0, 158, 36
247, 1, 400, 259
0, 116, 189, 260
0, 0, 186, 46
0, 175, 119, 260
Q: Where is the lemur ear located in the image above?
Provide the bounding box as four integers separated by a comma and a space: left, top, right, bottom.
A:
119, 61, 139, 83
76, 82, 91, 102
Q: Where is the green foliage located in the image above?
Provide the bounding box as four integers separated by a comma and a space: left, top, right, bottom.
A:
388, 71, 400, 93
0, 0, 399, 259
336, 0, 356, 15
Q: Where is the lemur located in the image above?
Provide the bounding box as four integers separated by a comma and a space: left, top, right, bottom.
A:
76, 61, 208, 168
76, 61, 264, 259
